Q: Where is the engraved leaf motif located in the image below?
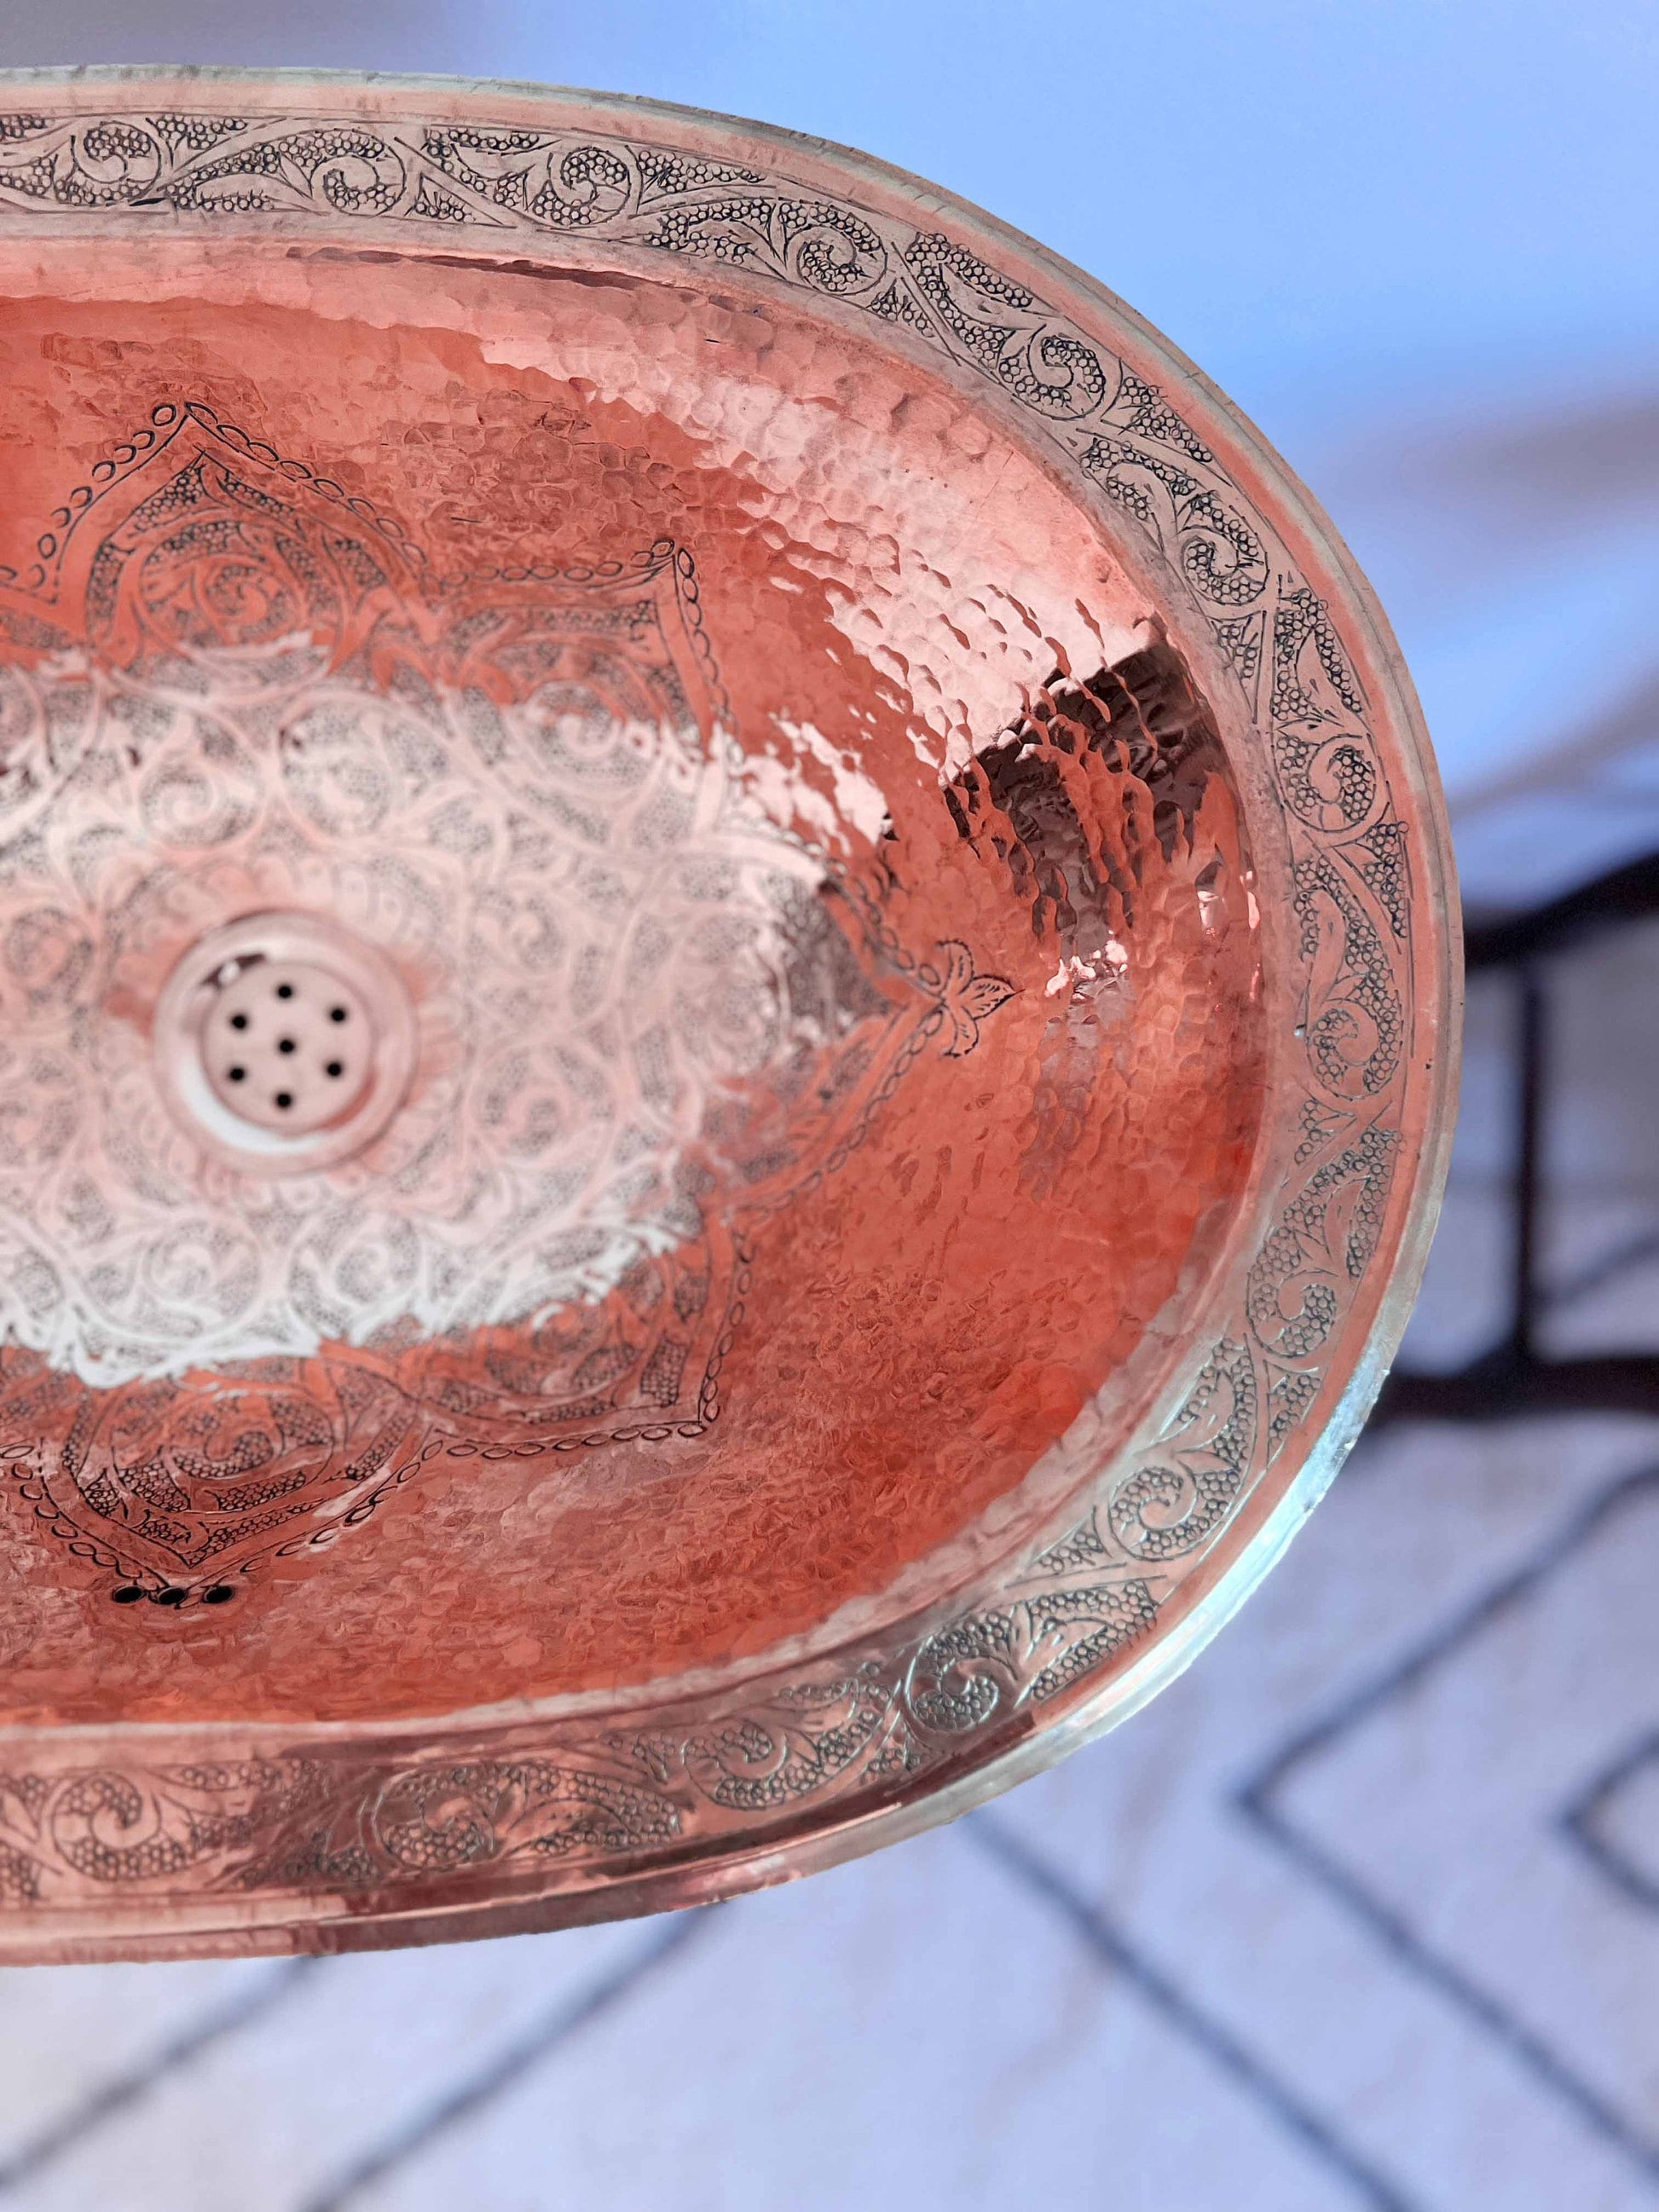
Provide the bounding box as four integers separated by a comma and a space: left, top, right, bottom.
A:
935, 939, 1015, 1057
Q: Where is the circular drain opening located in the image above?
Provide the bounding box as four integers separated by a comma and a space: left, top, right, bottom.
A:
155, 911, 418, 1175
206, 959, 375, 1133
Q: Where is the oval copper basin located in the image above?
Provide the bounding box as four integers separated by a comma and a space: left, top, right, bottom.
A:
0, 69, 1458, 1959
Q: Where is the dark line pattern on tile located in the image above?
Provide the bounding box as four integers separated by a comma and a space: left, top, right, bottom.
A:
0, 1956, 322, 2194
300, 1913, 712, 2212
1238, 1460, 1659, 2188
1561, 1730, 1659, 1914
967, 1811, 1417, 2212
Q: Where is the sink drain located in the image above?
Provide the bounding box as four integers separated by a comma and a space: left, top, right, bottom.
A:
154, 912, 418, 1174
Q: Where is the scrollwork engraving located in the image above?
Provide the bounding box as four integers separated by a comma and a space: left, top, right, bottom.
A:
0, 90, 1436, 1932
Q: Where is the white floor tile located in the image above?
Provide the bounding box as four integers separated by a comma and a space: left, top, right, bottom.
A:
347, 1827, 1365, 2212
1, 1921, 658, 2212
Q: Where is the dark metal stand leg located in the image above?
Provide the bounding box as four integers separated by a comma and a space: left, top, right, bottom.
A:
1371, 863, 1659, 1429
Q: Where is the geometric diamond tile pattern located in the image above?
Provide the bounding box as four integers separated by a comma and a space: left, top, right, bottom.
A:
1568, 1736, 1659, 1916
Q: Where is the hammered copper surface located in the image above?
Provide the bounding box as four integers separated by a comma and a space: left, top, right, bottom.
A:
0, 269, 1259, 1722
0, 73, 1456, 1960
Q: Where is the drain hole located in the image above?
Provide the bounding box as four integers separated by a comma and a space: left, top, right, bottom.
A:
161, 913, 415, 1168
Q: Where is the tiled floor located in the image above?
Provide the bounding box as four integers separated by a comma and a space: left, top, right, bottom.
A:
1, 924, 1656, 2209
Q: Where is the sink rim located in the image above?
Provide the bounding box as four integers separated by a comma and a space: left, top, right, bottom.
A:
0, 65, 1460, 1960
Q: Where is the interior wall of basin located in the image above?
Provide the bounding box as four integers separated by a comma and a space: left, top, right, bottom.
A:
0, 244, 1267, 1724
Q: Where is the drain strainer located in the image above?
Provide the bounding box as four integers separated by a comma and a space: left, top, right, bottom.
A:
154, 911, 418, 1174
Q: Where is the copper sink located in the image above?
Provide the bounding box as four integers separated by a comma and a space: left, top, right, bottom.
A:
0, 69, 1458, 1958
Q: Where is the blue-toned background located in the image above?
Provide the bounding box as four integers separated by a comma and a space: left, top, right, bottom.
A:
0, 9, 1655, 2208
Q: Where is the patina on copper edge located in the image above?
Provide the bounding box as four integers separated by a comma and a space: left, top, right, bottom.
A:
0, 66, 1460, 1961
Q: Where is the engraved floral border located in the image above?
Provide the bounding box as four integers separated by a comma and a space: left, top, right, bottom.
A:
0, 91, 1436, 1934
